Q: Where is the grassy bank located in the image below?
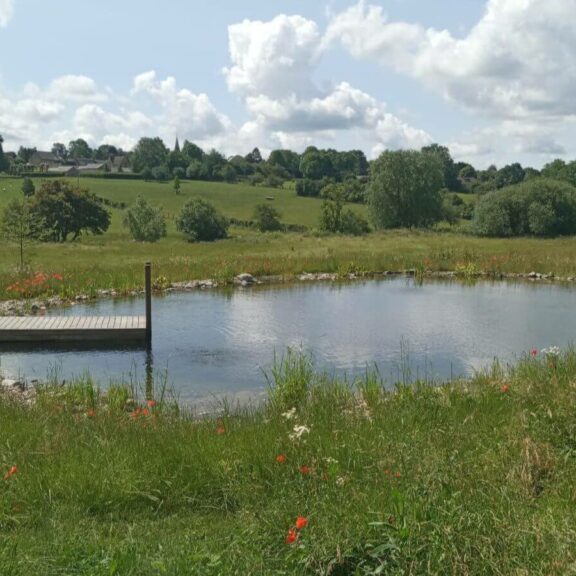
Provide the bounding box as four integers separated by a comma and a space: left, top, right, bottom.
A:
1, 176, 576, 301
1, 351, 576, 574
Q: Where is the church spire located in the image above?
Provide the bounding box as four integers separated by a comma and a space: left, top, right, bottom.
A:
174, 136, 181, 153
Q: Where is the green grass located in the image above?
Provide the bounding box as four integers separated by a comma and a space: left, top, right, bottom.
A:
1, 350, 576, 574
1, 177, 576, 302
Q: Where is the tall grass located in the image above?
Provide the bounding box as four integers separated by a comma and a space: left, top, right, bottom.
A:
1, 350, 576, 574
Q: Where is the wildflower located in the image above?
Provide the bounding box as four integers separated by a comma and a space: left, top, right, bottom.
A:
3, 465, 17, 480
53, 274, 63, 281
530, 348, 538, 357
147, 399, 157, 408
394, 472, 402, 479
281, 407, 297, 420
289, 425, 310, 442
542, 346, 561, 357
501, 384, 510, 393
336, 476, 346, 486
142, 408, 150, 417
285, 528, 298, 544
87, 409, 95, 418
383, 469, 390, 475
324, 457, 338, 465
299, 465, 311, 475
276, 454, 287, 464
295, 516, 308, 530
131, 407, 142, 419
216, 427, 226, 435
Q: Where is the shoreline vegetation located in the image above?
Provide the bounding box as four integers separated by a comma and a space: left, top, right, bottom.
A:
1, 349, 576, 573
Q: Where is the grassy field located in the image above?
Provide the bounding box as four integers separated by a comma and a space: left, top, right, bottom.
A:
1, 176, 576, 301
1, 350, 576, 574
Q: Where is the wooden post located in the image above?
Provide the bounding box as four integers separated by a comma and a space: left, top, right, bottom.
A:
145, 262, 152, 345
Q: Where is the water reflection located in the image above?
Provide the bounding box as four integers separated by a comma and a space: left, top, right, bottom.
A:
0, 278, 575, 402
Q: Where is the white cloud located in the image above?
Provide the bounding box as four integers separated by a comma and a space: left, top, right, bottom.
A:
0, 0, 14, 27
224, 15, 322, 99
133, 70, 231, 140
326, 0, 576, 121
224, 12, 432, 154
49, 75, 108, 103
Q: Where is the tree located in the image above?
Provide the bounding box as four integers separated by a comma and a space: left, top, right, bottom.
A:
494, 163, 525, 189
368, 150, 444, 229
421, 143, 459, 190
94, 144, 119, 160
68, 138, 93, 160
0, 135, 9, 173
181, 140, 204, 162
1, 199, 36, 269
21, 177, 35, 197
131, 137, 169, 173
176, 198, 228, 242
473, 178, 576, 237
268, 149, 301, 178
17, 146, 36, 164
319, 185, 370, 235
254, 204, 282, 232
29, 179, 111, 242
245, 147, 263, 164
51, 142, 68, 160
173, 175, 181, 195
123, 196, 167, 242
299, 147, 334, 180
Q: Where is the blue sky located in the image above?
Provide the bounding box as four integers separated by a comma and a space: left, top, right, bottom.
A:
1, 0, 574, 168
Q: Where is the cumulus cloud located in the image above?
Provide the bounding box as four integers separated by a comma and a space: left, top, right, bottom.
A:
133, 70, 231, 140
224, 12, 432, 153
326, 0, 576, 121
0, 0, 14, 27
48, 75, 108, 103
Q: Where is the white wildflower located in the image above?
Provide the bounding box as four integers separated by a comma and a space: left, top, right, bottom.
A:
324, 457, 338, 465
281, 407, 297, 420
288, 424, 310, 442
336, 476, 346, 487
542, 346, 561, 357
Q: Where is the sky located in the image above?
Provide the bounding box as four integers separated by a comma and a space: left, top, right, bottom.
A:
0, 0, 575, 168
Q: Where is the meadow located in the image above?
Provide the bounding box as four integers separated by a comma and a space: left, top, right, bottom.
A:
1, 350, 576, 574
1, 176, 576, 301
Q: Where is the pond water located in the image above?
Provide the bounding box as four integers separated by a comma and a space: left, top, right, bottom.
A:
0, 278, 574, 405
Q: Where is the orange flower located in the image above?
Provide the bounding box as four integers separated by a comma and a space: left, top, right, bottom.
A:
147, 399, 157, 408
501, 384, 510, 393
299, 465, 311, 475
53, 274, 63, 281
295, 516, 308, 530
276, 454, 287, 464
216, 427, 226, 435
131, 408, 142, 419
383, 469, 390, 475
87, 409, 95, 418
285, 528, 298, 544
4, 465, 17, 480
394, 472, 402, 479
142, 408, 150, 417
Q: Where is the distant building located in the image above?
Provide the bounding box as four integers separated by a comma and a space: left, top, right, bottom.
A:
29, 151, 60, 168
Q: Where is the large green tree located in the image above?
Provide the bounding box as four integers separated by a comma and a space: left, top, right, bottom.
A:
368, 150, 444, 229
421, 143, 459, 190
68, 138, 93, 160
131, 137, 169, 173
29, 180, 110, 242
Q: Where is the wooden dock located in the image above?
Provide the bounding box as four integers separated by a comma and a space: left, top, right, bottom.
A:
0, 315, 147, 343
0, 263, 152, 345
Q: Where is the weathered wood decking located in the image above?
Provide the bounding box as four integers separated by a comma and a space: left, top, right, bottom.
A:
0, 316, 147, 343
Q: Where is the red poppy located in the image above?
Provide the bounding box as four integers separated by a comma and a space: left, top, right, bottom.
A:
530, 348, 538, 357
285, 528, 298, 544
501, 384, 510, 393
4, 465, 17, 480
295, 516, 308, 530
276, 454, 287, 464
87, 409, 95, 418
147, 399, 157, 408
142, 408, 150, 417
394, 472, 402, 479
299, 466, 311, 475
216, 427, 226, 435
53, 274, 63, 281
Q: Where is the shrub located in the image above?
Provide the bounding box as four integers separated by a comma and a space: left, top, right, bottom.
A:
176, 198, 228, 242
152, 165, 170, 181
122, 196, 167, 242
21, 177, 35, 197
253, 204, 282, 232
339, 210, 370, 235
473, 178, 576, 237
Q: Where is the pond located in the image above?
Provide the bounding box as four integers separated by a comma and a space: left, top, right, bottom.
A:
0, 278, 574, 405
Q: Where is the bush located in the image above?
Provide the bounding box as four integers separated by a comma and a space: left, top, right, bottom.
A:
123, 196, 167, 242
253, 204, 282, 232
473, 178, 576, 237
176, 198, 228, 242
340, 210, 370, 235
152, 165, 170, 181
21, 177, 35, 197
